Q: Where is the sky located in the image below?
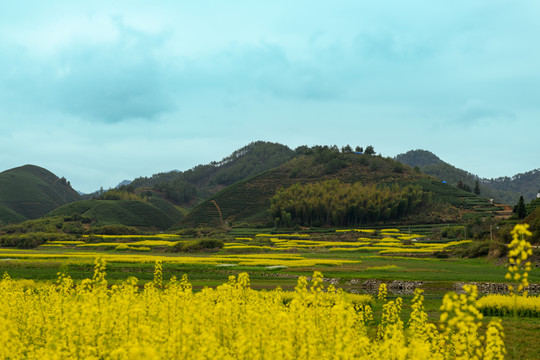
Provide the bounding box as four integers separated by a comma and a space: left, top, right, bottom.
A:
1, 1, 539, 193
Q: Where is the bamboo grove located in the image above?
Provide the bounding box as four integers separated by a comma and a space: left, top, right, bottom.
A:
271, 180, 430, 227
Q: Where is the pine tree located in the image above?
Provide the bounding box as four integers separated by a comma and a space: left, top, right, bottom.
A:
516, 196, 526, 219
474, 180, 480, 195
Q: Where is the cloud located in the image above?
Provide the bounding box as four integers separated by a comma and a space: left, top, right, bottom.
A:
1, 18, 174, 123
175, 41, 346, 102
456, 101, 516, 126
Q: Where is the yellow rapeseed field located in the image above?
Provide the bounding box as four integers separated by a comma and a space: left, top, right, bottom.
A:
477, 294, 540, 317
1, 223, 535, 359
0, 260, 506, 360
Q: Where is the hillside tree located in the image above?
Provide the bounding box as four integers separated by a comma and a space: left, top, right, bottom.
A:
364, 145, 375, 155
474, 180, 481, 195
514, 195, 527, 219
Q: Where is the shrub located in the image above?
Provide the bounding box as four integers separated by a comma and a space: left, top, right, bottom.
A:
198, 239, 225, 249
453, 240, 491, 258
0, 232, 76, 249
172, 239, 224, 252
433, 251, 450, 259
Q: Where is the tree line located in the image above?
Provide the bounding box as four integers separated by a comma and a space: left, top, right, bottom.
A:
271, 179, 430, 227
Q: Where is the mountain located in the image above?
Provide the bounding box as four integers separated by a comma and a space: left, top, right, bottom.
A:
395, 150, 540, 205
484, 171, 540, 204
0, 165, 82, 224
129, 141, 297, 206
178, 149, 496, 228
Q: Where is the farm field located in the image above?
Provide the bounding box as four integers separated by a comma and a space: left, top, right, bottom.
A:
2, 227, 538, 287
1, 226, 539, 359
1, 246, 535, 287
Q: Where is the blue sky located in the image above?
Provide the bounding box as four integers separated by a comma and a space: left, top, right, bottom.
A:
1, 1, 539, 193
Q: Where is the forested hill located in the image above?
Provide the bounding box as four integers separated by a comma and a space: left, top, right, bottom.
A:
396, 149, 539, 204
0, 165, 82, 223
128, 141, 297, 205
178, 147, 491, 227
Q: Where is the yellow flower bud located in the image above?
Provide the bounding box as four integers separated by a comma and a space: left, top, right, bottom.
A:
440, 313, 448, 323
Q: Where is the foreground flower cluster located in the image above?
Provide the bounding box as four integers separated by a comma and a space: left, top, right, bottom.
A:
476, 223, 539, 318
477, 294, 539, 317
1, 260, 506, 360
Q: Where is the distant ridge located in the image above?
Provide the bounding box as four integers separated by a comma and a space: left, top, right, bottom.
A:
0, 164, 82, 223
396, 150, 540, 204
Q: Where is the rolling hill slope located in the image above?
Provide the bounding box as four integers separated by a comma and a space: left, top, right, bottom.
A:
47, 199, 181, 230
0, 165, 81, 223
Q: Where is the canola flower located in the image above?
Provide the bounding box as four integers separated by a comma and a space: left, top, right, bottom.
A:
76, 240, 180, 248
335, 229, 376, 233
397, 235, 422, 241
476, 223, 537, 318
243, 235, 471, 255
223, 245, 277, 251
0, 260, 507, 360
356, 229, 376, 233
505, 223, 533, 295
476, 294, 540, 317
43, 230, 469, 257
380, 228, 400, 233
0, 250, 359, 267
377, 283, 387, 302
47, 240, 86, 245
255, 233, 310, 238
365, 265, 401, 271
82, 234, 182, 239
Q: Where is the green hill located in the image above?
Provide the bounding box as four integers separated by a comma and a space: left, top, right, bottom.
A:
0, 204, 27, 225
47, 199, 180, 230
0, 165, 81, 223
396, 150, 540, 204
178, 149, 495, 228
129, 141, 297, 206
145, 192, 186, 222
